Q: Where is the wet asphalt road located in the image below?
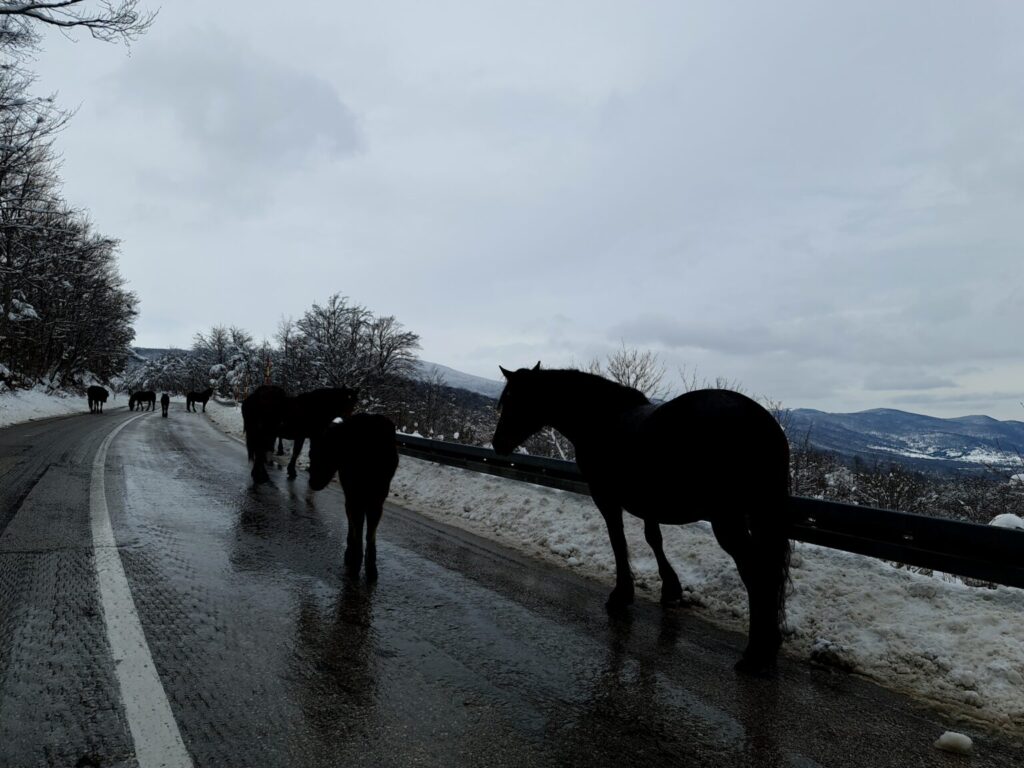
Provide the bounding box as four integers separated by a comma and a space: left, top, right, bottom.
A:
0, 407, 1021, 767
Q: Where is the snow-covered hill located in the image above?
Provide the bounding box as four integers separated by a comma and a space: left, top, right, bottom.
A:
414, 361, 504, 399
788, 408, 1024, 473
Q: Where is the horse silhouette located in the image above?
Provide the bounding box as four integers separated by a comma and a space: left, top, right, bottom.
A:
275, 387, 360, 479
161, 393, 170, 417
492, 364, 791, 674
129, 391, 156, 412
242, 385, 359, 483
87, 385, 108, 414
186, 388, 213, 412
242, 385, 288, 484
308, 413, 399, 578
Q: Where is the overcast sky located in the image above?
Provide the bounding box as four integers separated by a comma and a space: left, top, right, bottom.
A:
29, 1, 1024, 418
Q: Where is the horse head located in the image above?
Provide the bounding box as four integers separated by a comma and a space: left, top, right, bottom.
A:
492, 362, 545, 454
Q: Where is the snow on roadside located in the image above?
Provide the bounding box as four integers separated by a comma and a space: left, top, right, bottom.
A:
0, 387, 99, 428
204, 400, 1024, 735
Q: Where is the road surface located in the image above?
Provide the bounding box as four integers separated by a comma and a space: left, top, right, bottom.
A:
0, 407, 1019, 767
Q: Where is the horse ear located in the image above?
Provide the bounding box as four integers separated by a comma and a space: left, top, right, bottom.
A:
533, 361, 541, 371
499, 366, 512, 379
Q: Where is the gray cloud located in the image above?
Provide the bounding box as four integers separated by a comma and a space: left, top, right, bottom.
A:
26, 1, 1024, 419
108, 26, 360, 209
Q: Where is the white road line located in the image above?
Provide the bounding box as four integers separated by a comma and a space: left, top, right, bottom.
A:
90, 414, 194, 768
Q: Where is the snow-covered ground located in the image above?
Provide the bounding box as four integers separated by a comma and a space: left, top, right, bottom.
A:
0, 387, 108, 427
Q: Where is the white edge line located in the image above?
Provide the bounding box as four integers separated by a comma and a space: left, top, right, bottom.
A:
90, 413, 194, 768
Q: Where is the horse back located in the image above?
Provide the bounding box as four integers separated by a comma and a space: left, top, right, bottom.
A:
582, 389, 788, 515
335, 414, 398, 495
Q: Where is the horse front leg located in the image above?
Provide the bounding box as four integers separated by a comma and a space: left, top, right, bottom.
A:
287, 436, 304, 480
276, 437, 286, 457
643, 519, 683, 606
593, 493, 634, 609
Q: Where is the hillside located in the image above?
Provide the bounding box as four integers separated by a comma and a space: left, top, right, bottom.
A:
787, 408, 1024, 473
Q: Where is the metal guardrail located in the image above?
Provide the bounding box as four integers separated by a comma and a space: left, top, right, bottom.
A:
396, 434, 1024, 590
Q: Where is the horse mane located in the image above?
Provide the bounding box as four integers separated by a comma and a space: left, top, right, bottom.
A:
538, 368, 650, 410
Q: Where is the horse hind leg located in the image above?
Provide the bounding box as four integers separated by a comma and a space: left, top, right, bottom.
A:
712, 514, 789, 675
363, 494, 386, 581
643, 519, 684, 606
286, 437, 304, 479
343, 498, 366, 577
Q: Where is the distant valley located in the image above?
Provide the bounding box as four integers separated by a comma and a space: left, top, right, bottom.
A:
786, 408, 1024, 474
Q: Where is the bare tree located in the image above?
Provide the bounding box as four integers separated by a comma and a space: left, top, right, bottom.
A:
0, 1, 154, 53
588, 343, 670, 400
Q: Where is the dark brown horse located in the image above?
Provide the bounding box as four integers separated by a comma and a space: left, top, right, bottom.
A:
492, 364, 791, 674
129, 390, 156, 411
241, 385, 359, 483
87, 385, 108, 414
275, 387, 360, 479
308, 413, 399, 578
242, 385, 288, 484
161, 393, 170, 417
186, 388, 214, 412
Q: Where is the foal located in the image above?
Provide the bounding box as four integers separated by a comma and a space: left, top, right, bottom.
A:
308, 413, 399, 578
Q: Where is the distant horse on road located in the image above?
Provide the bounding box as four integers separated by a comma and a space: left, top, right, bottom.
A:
186, 388, 213, 413
87, 385, 108, 414
309, 413, 398, 578
161, 393, 170, 417
129, 391, 156, 412
492, 364, 792, 674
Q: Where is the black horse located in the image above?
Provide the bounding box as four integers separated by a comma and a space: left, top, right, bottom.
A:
161, 393, 170, 417
275, 387, 360, 479
309, 413, 399, 578
129, 390, 156, 412
186, 388, 213, 412
492, 364, 791, 674
242, 385, 359, 483
242, 385, 287, 483
87, 385, 108, 414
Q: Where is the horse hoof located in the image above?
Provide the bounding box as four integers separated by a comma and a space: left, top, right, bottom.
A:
733, 655, 777, 677
605, 589, 634, 612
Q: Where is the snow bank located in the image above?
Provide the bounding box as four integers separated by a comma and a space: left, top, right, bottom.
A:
0, 387, 94, 428
204, 401, 1024, 735
990, 514, 1024, 531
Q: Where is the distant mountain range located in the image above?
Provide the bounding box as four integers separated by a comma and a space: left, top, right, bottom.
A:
787, 408, 1024, 474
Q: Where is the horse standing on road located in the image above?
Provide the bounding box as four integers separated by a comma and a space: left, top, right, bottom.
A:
308, 413, 399, 578
186, 388, 213, 412
129, 391, 156, 412
87, 385, 108, 414
242, 385, 359, 484
492, 364, 792, 674
161, 393, 170, 417
275, 387, 360, 479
